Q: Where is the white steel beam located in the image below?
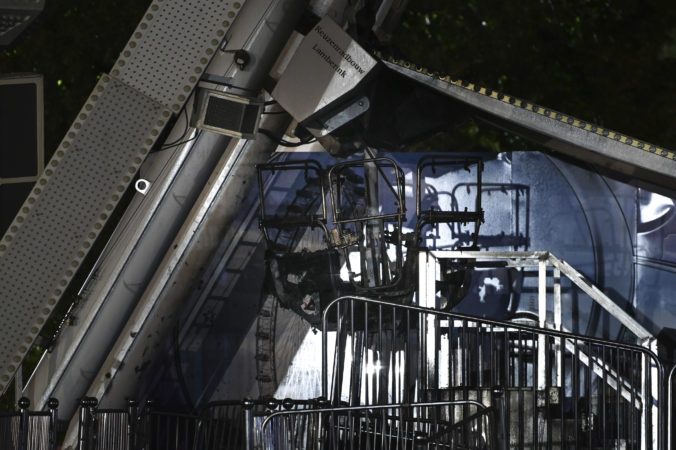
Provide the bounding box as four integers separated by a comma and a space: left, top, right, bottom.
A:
0, 76, 170, 393
0, 0, 248, 394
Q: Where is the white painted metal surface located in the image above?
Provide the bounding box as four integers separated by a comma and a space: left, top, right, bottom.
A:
23, 128, 216, 416
418, 250, 438, 395
0, 75, 169, 394
420, 249, 660, 449
113, 0, 246, 111
428, 250, 655, 344
0, 0, 249, 396
272, 16, 377, 124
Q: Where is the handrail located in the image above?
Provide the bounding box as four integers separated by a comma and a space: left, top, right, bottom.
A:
418, 404, 498, 445
428, 250, 656, 344
321, 295, 663, 395
259, 399, 495, 450
261, 399, 487, 430
669, 365, 676, 450
548, 254, 654, 343
322, 294, 665, 450
0, 397, 59, 450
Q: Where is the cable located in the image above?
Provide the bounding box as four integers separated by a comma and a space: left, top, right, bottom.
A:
262, 101, 287, 115
258, 128, 316, 147
152, 130, 201, 153
161, 109, 190, 148
222, 83, 259, 93
200, 74, 260, 94
265, 152, 282, 163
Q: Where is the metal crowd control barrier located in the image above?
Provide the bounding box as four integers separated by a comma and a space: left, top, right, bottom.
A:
193, 400, 246, 450
322, 295, 664, 449
77, 398, 199, 450
194, 398, 317, 450
418, 251, 656, 346
74, 397, 320, 450
259, 400, 499, 450
669, 365, 676, 450
0, 397, 58, 450
142, 406, 197, 450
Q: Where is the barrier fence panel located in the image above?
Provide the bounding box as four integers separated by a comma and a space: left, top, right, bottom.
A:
139, 408, 198, 450
76, 398, 198, 450
0, 413, 20, 449
259, 400, 497, 450
323, 296, 664, 450
194, 401, 246, 450
93, 410, 129, 450
4, 297, 667, 448
0, 398, 58, 450
669, 365, 676, 450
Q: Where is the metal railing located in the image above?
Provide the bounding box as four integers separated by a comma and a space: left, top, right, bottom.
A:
0, 397, 59, 450
193, 400, 246, 450
328, 157, 408, 292
669, 365, 676, 450
194, 398, 318, 450
74, 397, 322, 450
322, 295, 664, 449
7, 253, 669, 449
259, 400, 499, 450
419, 251, 656, 345
3, 394, 501, 449
416, 155, 485, 250
77, 398, 199, 450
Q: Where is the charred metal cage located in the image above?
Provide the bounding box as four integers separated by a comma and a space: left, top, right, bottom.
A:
328, 157, 408, 293
416, 156, 485, 250
256, 159, 344, 326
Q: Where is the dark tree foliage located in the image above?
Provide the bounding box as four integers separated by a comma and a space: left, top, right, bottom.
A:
3, 1, 676, 155
392, 0, 676, 152
0, 0, 152, 161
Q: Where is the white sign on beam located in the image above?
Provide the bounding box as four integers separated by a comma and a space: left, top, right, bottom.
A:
272, 17, 377, 123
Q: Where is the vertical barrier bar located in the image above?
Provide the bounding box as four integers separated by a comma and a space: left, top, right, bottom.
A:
641, 350, 648, 450
585, 341, 592, 450
364, 302, 370, 405
48, 398, 59, 450
127, 400, 138, 450
419, 251, 437, 401
537, 258, 547, 390
493, 389, 508, 450
553, 267, 562, 387
78, 397, 97, 450
18, 397, 29, 450
651, 339, 661, 450
243, 399, 254, 450
143, 400, 153, 450
322, 311, 328, 399
668, 364, 676, 450
349, 298, 361, 405
617, 348, 622, 448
